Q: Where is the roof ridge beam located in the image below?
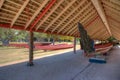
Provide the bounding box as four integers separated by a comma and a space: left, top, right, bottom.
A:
11, 0, 29, 27
91, 0, 112, 36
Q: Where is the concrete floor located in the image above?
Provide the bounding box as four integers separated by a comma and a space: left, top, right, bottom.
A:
0, 46, 120, 80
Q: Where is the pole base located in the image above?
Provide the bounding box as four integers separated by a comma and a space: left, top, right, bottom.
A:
27, 62, 34, 66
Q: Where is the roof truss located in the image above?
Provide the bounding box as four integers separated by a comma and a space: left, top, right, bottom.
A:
11, 0, 29, 27
91, 0, 112, 36
0, 0, 4, 9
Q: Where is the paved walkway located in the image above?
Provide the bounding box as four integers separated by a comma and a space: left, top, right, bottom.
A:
0, 46, 120, 80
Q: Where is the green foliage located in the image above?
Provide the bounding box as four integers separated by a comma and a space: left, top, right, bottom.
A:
107, 36, 116, 42
0, 28, 14, 40
0, 28, 74, 43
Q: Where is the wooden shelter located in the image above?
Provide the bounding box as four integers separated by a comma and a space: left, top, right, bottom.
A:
0, 0, 120, 66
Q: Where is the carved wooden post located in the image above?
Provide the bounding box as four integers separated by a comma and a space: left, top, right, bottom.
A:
77, 22, 94, 55
73, 37, 76, 54
27, 31, 34, 66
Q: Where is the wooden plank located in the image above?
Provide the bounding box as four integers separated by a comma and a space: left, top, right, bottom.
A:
103, 4, 120, 16
70, 12, 98, 36
1, 8, 16, 14
91, 0, 112, 36
69, 11, 96, 36
110, 25, 120, 36
11, 0, 29, 27
93, 29, 108, 40
51, 0, 86, 33
0, 0, 4, 8
29, 0, 56, 31
102, 0, 120, 11
25, 0, 49, 29
59, 2, 92, 34
44, 0, 77, 32
36, 0, 64, 30
108, 19, 120, 29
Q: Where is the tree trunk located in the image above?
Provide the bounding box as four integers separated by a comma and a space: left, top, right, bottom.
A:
77, 22, 94, 54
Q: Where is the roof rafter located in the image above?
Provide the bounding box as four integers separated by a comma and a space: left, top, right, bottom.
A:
36, 0, 64, 30
112, 32, 120, 40
0, 0, 5, 9
25, 0, 50, 29
91, 0, 112, 36
29, 0, 56, 31
67, 9, 96, 35
68, 16, 97, 36
92, 29, 106, 39
11, 0, 29, 27
103, 5, 120, 16
51, 0, 86, 33
58, 2, 92, 34
44, 0, 77, 32
70, 14, 98, 36
110, 25, 120, 33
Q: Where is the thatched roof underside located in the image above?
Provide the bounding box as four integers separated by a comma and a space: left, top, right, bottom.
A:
0, 0, 120, 40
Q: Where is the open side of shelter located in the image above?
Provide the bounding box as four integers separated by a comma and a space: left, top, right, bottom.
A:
0, 0, 120, 66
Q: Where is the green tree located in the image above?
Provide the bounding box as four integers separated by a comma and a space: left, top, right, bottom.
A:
0, 28, 15, 45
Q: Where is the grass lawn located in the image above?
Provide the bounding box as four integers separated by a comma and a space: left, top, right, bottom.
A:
0, 45, 80, 66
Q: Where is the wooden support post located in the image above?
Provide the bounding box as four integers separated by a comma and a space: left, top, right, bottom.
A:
74, 37, 76, 54
27, 31, 34, 66
79, 38, 82, 50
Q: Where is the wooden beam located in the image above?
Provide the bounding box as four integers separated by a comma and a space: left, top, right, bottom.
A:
36, 0, 64, 30
58, 3, 92, 34
112, 32, 120, 40
25, 0, 49, 29
73, 37, 76, 54
103, 4, 120, 17
107, 15, 120, 24
110, 25, 120, 36
44, 0, 76, 32
63, 13, 95, 35
0, 0, 4, 9
0, 23, 74, 38
92, 29, 107, 39
68, 11, 96, 36
52, 0, 86, 33
69, 12, 98, 36
102, 0, 120, 11
1, 8, 16, 14
29, 0, 56, 31
108, 19, 120, 29
91, 26, 102, 37
7, 0, 21, 6
11, 0, 29, 27
91, 0, 112, 36
27, 31, 34, 66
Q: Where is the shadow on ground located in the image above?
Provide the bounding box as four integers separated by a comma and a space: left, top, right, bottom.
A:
0, 48, 120, 80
